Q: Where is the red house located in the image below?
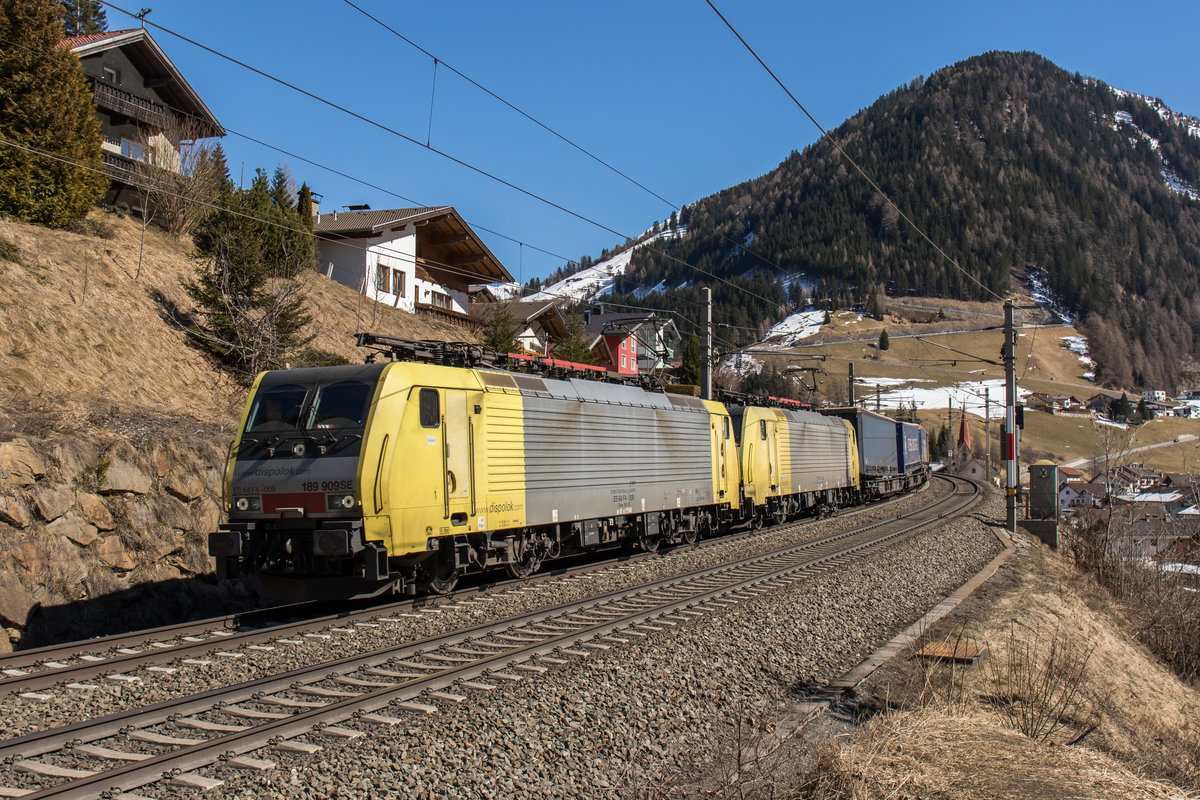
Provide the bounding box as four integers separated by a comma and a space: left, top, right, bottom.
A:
583, 311, 645, 375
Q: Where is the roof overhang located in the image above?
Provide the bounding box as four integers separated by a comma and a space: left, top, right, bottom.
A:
68, 28, 224, 138
315, 206, 512, 285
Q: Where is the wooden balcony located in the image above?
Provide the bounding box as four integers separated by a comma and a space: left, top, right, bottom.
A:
416, 302, 481, 330
100, 151, 139, 183
92, 78, 174, 130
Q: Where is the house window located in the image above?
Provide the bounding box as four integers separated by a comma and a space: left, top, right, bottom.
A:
620, 354, 626, 369
102, 66, 119, 84
120, 139, 145, 162
393, 269, 405, 298
376, 263, 391, 294
620, 339, 626, 350
430, 291, 451, 310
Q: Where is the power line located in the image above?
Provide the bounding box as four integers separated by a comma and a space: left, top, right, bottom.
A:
341, 0, 680, 213
703, 0, 1004, 304
342, 0, 803, 283
0, 30, 576, 273
0, 136, 624, 315
97, 2, 783, 307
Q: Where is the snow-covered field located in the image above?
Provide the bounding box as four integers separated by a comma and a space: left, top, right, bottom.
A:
853, 377, 1028, 417
523, 229, 683, 304
763, 309, 825, 346
1061, 334, 1097, 381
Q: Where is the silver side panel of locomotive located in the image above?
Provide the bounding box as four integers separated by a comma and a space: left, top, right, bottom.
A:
780, 409, 854, 493
486, 373, 714, 523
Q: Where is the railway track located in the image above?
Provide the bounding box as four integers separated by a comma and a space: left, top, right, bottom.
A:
0, 484, 923, 696
0, 475, 977, 799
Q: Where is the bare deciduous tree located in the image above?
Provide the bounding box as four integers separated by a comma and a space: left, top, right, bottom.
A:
134, 118, 223, 239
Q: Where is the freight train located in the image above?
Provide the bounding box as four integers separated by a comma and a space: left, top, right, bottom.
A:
207, 342, 929, 600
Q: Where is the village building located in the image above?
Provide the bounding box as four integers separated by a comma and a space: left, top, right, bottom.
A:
1085, 393, 1116, 415
1057, 465, 1086, 482
66, 28, 225, 211
467, 300, 567, 356
1059, 481, 1104, 513
313, 207, 512, 326
582, 311, 680, 375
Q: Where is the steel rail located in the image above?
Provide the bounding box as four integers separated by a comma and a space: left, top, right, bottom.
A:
1, 486, 923, 693
0, 477, 977, 799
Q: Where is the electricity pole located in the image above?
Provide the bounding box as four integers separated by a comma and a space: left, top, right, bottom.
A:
1004, 300, 1019, 532
984, 388, 991, 483
701, 287, 712, 401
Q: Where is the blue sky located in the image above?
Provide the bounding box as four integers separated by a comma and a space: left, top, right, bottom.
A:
108, 0, 1200, 284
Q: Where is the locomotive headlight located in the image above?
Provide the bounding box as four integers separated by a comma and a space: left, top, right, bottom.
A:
291, 441, 308, 458
327, 493, 357, 511
233, 496, 261, 512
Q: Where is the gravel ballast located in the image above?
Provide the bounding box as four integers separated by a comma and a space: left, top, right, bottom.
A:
182, 484, 1006, 799
0, 482, 950, 740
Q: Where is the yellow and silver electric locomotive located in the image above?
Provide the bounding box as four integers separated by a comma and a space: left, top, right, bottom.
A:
209, 359, 738, 600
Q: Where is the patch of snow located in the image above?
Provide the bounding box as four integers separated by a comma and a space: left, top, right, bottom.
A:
858, 377, 1027, 416
763, 308, 825, 346
1162, 165, 1200, 202
485, 282, 523, 301
1094, 417, 1129, 430
524, 229, 682, 304
1061, 335, 1097, 382
723, 352, 762, 377
1027, 270, 1074, 325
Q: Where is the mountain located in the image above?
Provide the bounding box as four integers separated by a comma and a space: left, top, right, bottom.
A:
611, 51, 1200, 390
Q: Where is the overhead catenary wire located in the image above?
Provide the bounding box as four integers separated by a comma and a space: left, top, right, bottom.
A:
343, 0, 822, 284
703, 0, 1005, 305
99, 2, 780, 308
0, 32, 576, 272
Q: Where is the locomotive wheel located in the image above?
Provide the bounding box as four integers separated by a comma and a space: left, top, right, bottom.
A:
638, 534, 661, 553
750, 511, 763, 530
424, 559, 459, 595
680, 527, 698, 546
504, 549, 542, 579
772, 508, 786, 526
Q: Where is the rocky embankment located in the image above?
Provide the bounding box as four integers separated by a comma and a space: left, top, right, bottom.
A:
0, 400, 254, 650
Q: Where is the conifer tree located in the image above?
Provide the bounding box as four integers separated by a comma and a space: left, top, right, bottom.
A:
677, 333, 702, 386
59, 0, 105, 36
0, 0, 107, 226
187, 165, 315, 379
878, 329, 890, 351
551, 311, 596, 364
296, 183, 314, 234
481, 304, 519, 354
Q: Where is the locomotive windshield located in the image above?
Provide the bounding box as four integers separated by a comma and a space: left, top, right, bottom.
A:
307, 380, 372, 429
246, 384, 308, 432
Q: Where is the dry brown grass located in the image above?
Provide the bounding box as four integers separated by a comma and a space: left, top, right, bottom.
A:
806, 543, 1200, 799
0, 210, 470, 424
805, 707, 1190, 800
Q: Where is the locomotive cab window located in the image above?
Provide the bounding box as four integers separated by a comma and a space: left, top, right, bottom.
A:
308, 381, 371, 429
760, 420, 767, 440
419, 388, 440, 428
724, 417, 730, 440
246, 384, 307, 432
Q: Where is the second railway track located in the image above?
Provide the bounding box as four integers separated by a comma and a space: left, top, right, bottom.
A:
0, 475, 979, 799
0, 480, 927, 696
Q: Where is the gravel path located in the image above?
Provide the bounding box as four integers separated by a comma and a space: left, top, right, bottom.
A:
0, 483, 949, 741
175, 483, 1003, 799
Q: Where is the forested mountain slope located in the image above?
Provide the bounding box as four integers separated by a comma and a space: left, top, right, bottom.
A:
617, 51, 1200, 389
